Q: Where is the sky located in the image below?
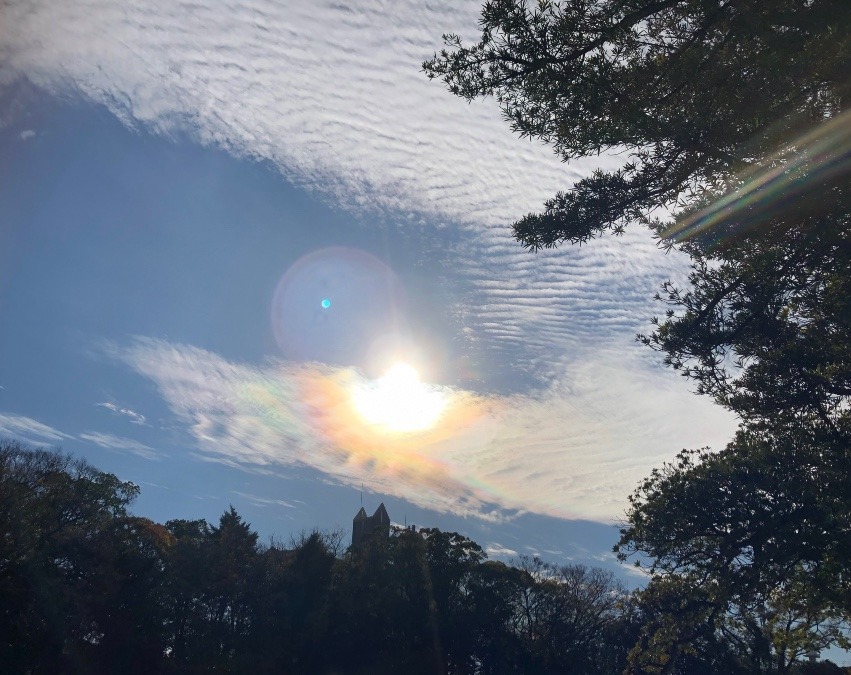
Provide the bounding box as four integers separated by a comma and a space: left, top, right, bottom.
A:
0, 0, 738, 584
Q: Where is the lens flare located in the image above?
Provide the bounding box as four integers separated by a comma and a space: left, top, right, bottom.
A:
351, 362, 447, 433
271, 247, 406, 364
666, 109, 851, 245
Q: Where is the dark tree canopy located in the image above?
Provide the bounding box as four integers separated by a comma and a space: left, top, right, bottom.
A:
426, 2, 851, 670
424, 0, 850, 249
612, 423, 851, 672
3, 442, 848, 673
642, 177, 851, 434
0, 442, 167, 674
616, 427, 851, 604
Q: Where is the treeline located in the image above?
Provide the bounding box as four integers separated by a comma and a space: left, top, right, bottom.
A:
0, 441, 846, 675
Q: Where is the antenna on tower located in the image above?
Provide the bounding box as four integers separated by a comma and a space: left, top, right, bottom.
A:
360, 482, 363, 507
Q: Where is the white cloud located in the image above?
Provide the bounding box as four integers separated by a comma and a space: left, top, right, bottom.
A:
0, 0, 691, 380
485, 543, 518, 558
19, 128, 35, 140
96, 401, 147, 425
0, 412, 72, 444
231, 490, 299, 509
79, 430, 163, 460
0, 0, 582, 224
1, 1, 737, 524
113, 337, 736, 523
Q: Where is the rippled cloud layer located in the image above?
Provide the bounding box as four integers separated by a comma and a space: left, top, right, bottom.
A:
0, 0, 689, 379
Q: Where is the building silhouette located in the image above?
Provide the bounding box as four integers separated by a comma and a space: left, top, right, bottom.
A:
351, 502, 390, 548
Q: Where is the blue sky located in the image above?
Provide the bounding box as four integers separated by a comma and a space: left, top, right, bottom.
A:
0, 0, 738, 585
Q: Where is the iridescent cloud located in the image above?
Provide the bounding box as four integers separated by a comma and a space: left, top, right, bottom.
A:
113, 337, 736, 523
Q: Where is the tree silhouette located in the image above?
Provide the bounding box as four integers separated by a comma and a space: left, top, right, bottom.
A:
426, 1, 851, 669
424, 0, 850, 249
2, 443, 847, 673
0, 441, 164, 673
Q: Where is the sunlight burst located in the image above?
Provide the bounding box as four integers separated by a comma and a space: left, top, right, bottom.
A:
352, 362, 447, 433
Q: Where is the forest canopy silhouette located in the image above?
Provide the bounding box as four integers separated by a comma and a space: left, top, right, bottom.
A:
1, 441, 848, 674
424, 0, 851, 671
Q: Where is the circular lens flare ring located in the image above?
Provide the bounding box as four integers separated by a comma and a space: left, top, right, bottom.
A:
351, 362, 447, 433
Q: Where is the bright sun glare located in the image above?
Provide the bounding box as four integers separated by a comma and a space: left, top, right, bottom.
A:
352, 362, 447, 433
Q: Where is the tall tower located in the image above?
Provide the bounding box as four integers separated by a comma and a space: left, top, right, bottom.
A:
351, 503, 390, 548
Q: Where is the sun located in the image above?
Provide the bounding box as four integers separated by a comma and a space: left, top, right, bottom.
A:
352, 362, 447, 433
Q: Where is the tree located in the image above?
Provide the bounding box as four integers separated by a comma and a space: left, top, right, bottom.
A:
417, 528, 489, 673
327, 525, 442, 674
163, 518, 212, 669
161, 508, 262, 672
77, 516, 172, 674
616, 428, 851, 607
204, 507, 260, 669
7, 444, 671, 672
424, 0, 850, 249
426, 0, 851, 667
465, 560, 530, 673
0, 441, 166, 673
249, 530, 337, 674
720, 584, 849, 675
426, 0, 851, 434
615, 427, 851, 672
639, 178, 851, 436
511, 556, 628, 674
623, 569, 849, 674
625, 574, 733, 675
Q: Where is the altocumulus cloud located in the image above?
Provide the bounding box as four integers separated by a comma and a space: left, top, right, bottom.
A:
0, 0, 584, 225
112, 337, 735, 523
2, 0, 739, 515
0, 0, 693, 378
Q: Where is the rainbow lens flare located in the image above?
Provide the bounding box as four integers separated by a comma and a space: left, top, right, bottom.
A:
666, 109, 851, 245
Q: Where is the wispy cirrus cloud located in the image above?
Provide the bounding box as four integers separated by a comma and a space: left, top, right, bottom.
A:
0, 412, 72, 444
79, 431, 163, 460
231, 490, 301, 510
112, 337, 735, 523
96, 401, 147, 425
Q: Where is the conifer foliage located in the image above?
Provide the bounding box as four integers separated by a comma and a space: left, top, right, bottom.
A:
425, 1, 851, 671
